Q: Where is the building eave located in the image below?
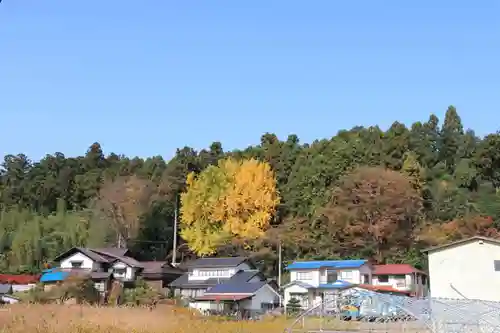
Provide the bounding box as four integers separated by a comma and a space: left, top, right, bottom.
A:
421, 236, 500, 254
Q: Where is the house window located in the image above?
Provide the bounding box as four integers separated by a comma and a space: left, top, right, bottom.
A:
494, 260, 500, 271
341, 271, 353, 279
296, 272, 312, 280
71, 261, 83, 268
198, 269, 229, 277
362, 274, 370, 284
378, 275, 389, 283
326, 271, 338, 283
114, 268, 126, 275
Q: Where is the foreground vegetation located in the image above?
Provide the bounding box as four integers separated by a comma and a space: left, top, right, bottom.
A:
1, 106, 500, 273
0, 304, 289, 333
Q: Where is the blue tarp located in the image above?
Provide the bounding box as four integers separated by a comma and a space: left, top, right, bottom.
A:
39, 270, 69, 282
318, 280, 352, 289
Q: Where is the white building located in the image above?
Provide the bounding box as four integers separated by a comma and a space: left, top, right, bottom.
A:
423, 236, 500, 301
372, 264, 428, 298
283, 259, 373, 309
169, 257, 280, 313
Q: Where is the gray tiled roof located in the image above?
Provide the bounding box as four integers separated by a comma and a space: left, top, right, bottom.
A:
92, 248, 130, 258
205, 281, 267, 294
141, 261, 183, 275
228, 270, 264, 283
112, 256, 143, 268
186, 257, 249, 268
169, 273, 230, 288
53, 247, 110, 263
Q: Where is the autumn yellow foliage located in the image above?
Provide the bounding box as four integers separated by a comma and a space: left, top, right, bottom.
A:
180, 158, 280, 256
0, 304, 290, 333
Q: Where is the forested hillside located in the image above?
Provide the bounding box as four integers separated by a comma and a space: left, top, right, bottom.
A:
1, 106, 500, 274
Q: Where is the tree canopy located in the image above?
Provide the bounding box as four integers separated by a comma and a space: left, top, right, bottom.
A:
180, 158, 279, 256
0, 105, 499, 273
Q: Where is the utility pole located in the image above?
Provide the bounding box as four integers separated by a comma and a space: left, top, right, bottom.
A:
171, 193, 179, 266
278, 240, 282, 307
278, 240, 282, 288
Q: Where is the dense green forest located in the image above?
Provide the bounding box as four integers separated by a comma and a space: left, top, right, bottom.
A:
1, 106, 500, 274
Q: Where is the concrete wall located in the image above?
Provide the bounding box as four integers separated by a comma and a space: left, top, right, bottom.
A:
428, 240, 500, 301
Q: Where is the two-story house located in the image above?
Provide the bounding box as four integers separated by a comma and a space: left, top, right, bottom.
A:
372, 264, 428, 298
169, 257, 280, 313
283, 259, 373, 309
40, 247, 182, 295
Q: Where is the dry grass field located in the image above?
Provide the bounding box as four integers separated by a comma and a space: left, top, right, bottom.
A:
0, 304, 291, 333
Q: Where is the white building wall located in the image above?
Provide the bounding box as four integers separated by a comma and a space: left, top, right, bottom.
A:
12, 284, 36, 292
112, 261, 136, 281
290, 269, 321, 286
428, 240, 500, 301
290, 264, 372, 286
372, 274, 410, 290
189, 300, 218, 312
189, 263, 252, 281
283, 284, 311, 308
60, 253, 95, 270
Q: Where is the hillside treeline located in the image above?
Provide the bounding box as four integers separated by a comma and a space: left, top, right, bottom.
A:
1, 105, 500, 274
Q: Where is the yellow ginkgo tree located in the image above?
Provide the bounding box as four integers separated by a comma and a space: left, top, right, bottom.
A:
180, 158, 280, 256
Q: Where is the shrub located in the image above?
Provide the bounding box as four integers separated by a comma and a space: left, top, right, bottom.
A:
123, 278, 160, 306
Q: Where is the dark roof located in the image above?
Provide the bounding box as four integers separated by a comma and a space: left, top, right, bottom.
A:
92, 248, 130, 258
0, 284, 12, 294
141, 261, 183, 275
169, 273, 230, 288
52, 247, 137, 266
421, 236, 500, 254
53, 247, 110, 263
196, 294, 251, 301
205, 281, 267, 294
185, 257, 249, 268
112, 256, 143, 268
228, 270, 264, 283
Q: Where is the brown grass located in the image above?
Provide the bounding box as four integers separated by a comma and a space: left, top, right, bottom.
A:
0, 304, 290, 333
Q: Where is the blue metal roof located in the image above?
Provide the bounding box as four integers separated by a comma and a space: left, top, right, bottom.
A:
318, 280, 352, 289
40, 270, 69, 282
285, 259, 367, 270
205, 281, 267, 294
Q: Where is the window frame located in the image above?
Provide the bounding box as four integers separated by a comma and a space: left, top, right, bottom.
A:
326, 270, 338, 283
296, 271, 313, 280
70, 260, 83, 268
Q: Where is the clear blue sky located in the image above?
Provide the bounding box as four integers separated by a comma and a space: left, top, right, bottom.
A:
1, 1, 499, 161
